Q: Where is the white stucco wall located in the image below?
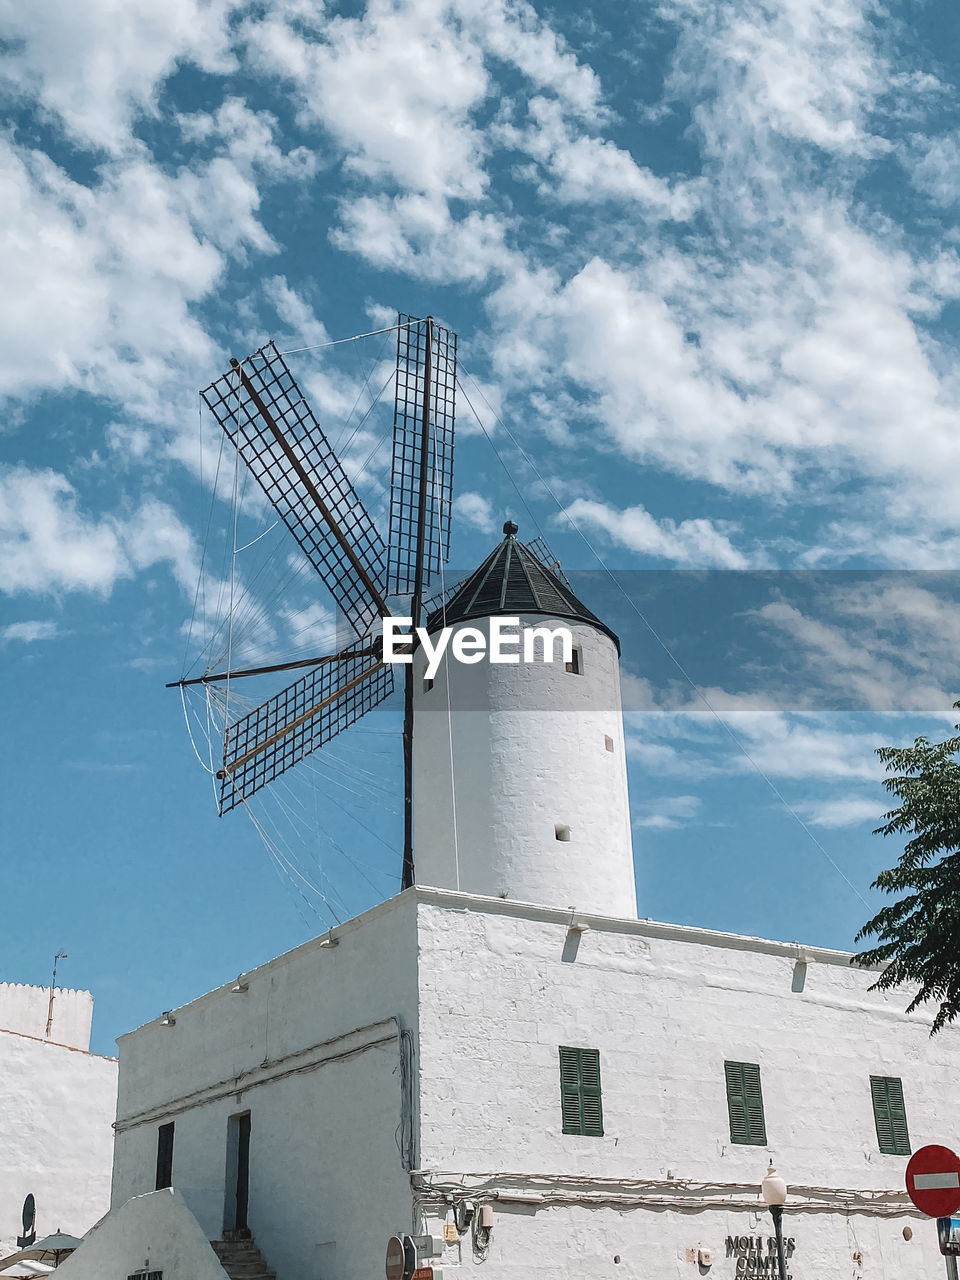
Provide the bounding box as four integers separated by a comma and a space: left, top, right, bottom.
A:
112, 891, 421, 1280
412, 617, 637, 918
0, 1026, 117, 1258
55, 1188, 229, 1280
413, 891, 956, 1280
0, 983, 93, 1051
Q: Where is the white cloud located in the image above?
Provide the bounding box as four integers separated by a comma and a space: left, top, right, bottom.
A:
633, 793, 701, 829
626, 706, 891, 783
333, 194, 515, 284
262, 276, 331, 353
748, 578, 960, 714
0, 466, 127, 595
280, 601, 338, 652
798, 794, 883, 829
0, 100, 316, 467
506, 96, 701, 218
907, 133, 960, 208
726, 712, 885, 782
454, 491, 496, 534
243, 0, 490, 201
2, 620, 61, 643
0, 140, 219, 417
1, 0, 243, 153
175, 99, 318, 259
486, 206, 960, 540
465, 0, 602, 119
123, 499, 201, 594
663, 0, 889, 164
0, 466, 200, 597
470, 1, 960, 558
561, 497, 748, 568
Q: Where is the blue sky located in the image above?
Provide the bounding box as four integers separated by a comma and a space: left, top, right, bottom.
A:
3, 0, 960, 1055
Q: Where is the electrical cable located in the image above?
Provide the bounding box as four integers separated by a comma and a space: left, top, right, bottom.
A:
278, 320, 406, 356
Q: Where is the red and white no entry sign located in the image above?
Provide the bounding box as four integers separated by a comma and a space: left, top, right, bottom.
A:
906, 1145, 960, 1217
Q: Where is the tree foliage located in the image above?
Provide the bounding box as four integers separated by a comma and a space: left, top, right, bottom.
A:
853, 714, 960, 1034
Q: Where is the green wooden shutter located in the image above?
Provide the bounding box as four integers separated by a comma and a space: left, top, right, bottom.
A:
559, 1047, 603, 1137
724, 1061, 766, 1145
871, 1076, 911, 1156
559, 1047, 583, 1133
579, 1049, 603, 1137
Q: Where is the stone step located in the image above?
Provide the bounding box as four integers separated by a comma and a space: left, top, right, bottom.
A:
210, 1236, 275, 1280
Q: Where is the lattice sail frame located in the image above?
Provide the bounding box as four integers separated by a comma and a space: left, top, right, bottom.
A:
526, 536, 571, 587
200, 342, 389, 640
388, 316, 457, 594
217, 641, 394, 814
196, 318, 457, 814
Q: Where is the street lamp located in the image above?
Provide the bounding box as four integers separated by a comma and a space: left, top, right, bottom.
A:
761, 1162, 788, 1280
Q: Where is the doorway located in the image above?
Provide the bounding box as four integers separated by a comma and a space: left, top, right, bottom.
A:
224, 1111, 251, 1235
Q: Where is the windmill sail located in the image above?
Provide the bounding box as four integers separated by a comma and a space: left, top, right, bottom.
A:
201, 342, 389, 639
217, 638, 394, 814
387, 316, 457, 594
525, 535, 571, 587
183, 313, 458, 870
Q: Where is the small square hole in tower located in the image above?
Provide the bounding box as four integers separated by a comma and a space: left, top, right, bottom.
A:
604, 734, 615, 753
555, 823, 571, 842
423, 678, 434, 693
565, 647, 582, 675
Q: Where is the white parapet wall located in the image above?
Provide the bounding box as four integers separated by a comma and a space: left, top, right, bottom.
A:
54, 1188, 229, 1280
0, 983, 93, 1051
0, 988, 117, 1258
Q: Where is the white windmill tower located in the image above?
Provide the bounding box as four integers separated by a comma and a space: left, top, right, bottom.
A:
412, 520, 638, 918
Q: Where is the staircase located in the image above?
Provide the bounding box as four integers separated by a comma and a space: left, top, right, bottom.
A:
211, 1235, 277, 1280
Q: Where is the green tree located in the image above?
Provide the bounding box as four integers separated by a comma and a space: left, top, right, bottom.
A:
853, 715, 960, 1033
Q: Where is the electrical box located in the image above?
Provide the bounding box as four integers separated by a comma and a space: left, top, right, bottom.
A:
443, 1225, 459, 1243
697, 1246, 712, 1266
414, 1236, 442, 1258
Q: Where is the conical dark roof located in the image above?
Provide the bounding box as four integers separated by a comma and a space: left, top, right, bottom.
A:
426, 522, 619, 651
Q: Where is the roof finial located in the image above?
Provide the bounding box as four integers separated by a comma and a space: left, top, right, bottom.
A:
503, 520, 519, 537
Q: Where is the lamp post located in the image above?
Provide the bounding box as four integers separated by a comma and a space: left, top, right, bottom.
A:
761, 1162, 788, 1280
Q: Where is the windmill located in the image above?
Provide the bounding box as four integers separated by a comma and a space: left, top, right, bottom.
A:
167, 314, 457, 890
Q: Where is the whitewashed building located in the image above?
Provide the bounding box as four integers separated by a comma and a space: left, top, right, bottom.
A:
0, 982, 117, 1259
72, 527, 959, 1280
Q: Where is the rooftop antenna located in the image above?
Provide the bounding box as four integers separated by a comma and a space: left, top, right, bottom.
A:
45, 950, 67, 1038
169, 315, 457, 889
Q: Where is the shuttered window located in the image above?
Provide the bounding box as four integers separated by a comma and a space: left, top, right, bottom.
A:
724, 1061, 766, 1145
871, 1076, 911, 1156
559, 1046, 603, 1136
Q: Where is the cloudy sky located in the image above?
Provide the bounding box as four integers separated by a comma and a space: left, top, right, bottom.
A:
3, 0, 960, 1053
